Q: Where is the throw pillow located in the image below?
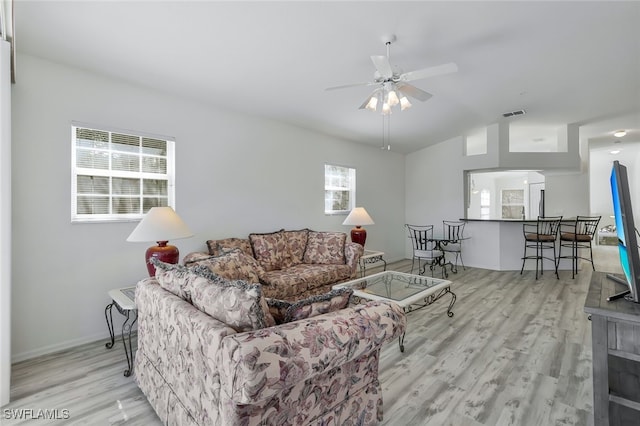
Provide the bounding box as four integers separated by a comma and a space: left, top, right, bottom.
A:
184, 249, 263, 284
189, 265, 275, 331
281, 229, 309, 267
249, 230, 289, 272
151, 258, 194, 302
206, 238, 253, 257
303, 231, 347, 265
267, 287, 354, 324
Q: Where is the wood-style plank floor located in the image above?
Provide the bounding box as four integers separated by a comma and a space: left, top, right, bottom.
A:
3, 246, 623, 425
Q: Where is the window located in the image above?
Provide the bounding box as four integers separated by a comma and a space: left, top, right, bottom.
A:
324, 164, 355, 214
501, 189, 525, 219
71, 124, 175, 222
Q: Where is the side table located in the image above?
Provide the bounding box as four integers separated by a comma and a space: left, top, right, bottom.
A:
105, 286, 137, 377
359, 250, 387, 277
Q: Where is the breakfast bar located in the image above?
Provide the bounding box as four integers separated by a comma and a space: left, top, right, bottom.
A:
461, 218, 574, 272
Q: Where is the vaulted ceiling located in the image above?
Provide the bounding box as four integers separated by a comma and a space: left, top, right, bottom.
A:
13, 1, 640, 154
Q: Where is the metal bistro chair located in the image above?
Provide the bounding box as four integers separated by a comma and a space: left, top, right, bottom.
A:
557, 215, 601, 279
405, 224, 445, 278
442, 220, 466, 272
520, 216, 562, 279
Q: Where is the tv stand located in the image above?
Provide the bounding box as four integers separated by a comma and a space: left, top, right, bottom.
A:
585, 272, 640, 426
606, 273, 631, 301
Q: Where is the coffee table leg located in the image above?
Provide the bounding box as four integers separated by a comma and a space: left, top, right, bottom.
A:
398, 333, 405, 353
105, 303, 115, 349
447, 288, 456, 318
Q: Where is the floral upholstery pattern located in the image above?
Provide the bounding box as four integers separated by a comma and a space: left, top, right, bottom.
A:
186, 229, 363, 305
249, 230, 290, 272
189, 265, 275, 331
282, 229, 309, 267
135, 276, 406, 426
152, 258, 195, 302
266, 287, 353, 323
184, 249, 264, 284
303, 231, 347, 265
206, 237, 254, 257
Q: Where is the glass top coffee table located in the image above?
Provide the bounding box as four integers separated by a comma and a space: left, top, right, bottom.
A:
334, 270, 456, 352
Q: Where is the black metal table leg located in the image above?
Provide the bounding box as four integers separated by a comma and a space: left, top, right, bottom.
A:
119, 308, 138, 377
446, 288, 457, 318
105, 303, 115, 349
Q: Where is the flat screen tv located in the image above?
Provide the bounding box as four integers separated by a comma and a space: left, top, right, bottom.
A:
607, 160, 640, 303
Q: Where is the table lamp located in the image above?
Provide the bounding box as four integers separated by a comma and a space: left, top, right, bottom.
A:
342, 207, 375, 246
127, 206, 194, 276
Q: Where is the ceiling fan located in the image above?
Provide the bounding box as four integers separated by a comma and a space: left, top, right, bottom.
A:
326, 35, 458, 114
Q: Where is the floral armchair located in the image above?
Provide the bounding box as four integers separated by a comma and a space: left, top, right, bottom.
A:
134, 268, 406, 426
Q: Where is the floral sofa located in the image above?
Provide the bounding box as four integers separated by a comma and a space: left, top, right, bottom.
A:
134, 260, 406, 425
183, 229, 364, 301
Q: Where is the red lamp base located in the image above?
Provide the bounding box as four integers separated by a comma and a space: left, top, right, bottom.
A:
145, 241, 179, 277
350, 226, 367, 247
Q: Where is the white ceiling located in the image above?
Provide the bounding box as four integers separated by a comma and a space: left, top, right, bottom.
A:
13, 1, 640, 154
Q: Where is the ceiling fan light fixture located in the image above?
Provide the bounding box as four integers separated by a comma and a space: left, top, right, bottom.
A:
387, 89, 400, 107
381, 102, 391, 115
400, 95, 412, 111
614, 130, 627, 138
365, 95, 378, 112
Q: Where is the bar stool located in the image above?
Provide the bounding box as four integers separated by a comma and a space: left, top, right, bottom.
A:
520, 216, 562, 279
557, 215, 601, 278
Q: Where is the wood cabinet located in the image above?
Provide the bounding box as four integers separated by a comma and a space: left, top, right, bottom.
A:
584, 272, 640, 426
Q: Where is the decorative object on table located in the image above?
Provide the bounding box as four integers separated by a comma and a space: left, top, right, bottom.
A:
126, 206, 193, 276
342, 207, 375, 246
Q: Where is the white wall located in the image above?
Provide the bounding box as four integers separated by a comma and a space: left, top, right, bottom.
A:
405, 135, 465, 247
10, 54, 406, 361
590, 145, 640, 228
1, 40, 12, 407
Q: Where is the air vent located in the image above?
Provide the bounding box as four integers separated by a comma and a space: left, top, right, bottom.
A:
502, 109, 526, 118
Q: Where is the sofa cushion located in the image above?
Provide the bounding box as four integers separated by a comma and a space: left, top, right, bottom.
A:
265, 288, 353, 324
260, 269, 309, 300
151, 258, 194, 302
281, 229, 309, 267
286, 264, 352, 290
303, 231, 347, 265
189, 265, 275, 331
249, 230, 289, 272
206, 238, 253, 257
184, 249, 263, 284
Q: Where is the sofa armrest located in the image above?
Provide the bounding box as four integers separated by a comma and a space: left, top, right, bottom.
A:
218, 300, 406, 404
344, 241, 364, 278
135, 277, 238, 417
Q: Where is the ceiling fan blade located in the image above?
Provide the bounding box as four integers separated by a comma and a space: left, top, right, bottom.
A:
400, 62, 458, 82
371, 55, 393, 78
325, 82, 373, 91
397, 83, 433, 102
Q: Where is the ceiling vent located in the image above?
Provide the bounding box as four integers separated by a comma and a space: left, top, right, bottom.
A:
502, 109, 526, 118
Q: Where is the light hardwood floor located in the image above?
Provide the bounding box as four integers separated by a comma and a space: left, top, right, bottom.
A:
3, 245, 622, 425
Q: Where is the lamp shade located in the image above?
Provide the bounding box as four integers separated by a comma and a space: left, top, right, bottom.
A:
127, 207, 193, 276
342, 207, 374, 247
127, 207, 193, 243
342, 207, 375, 226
